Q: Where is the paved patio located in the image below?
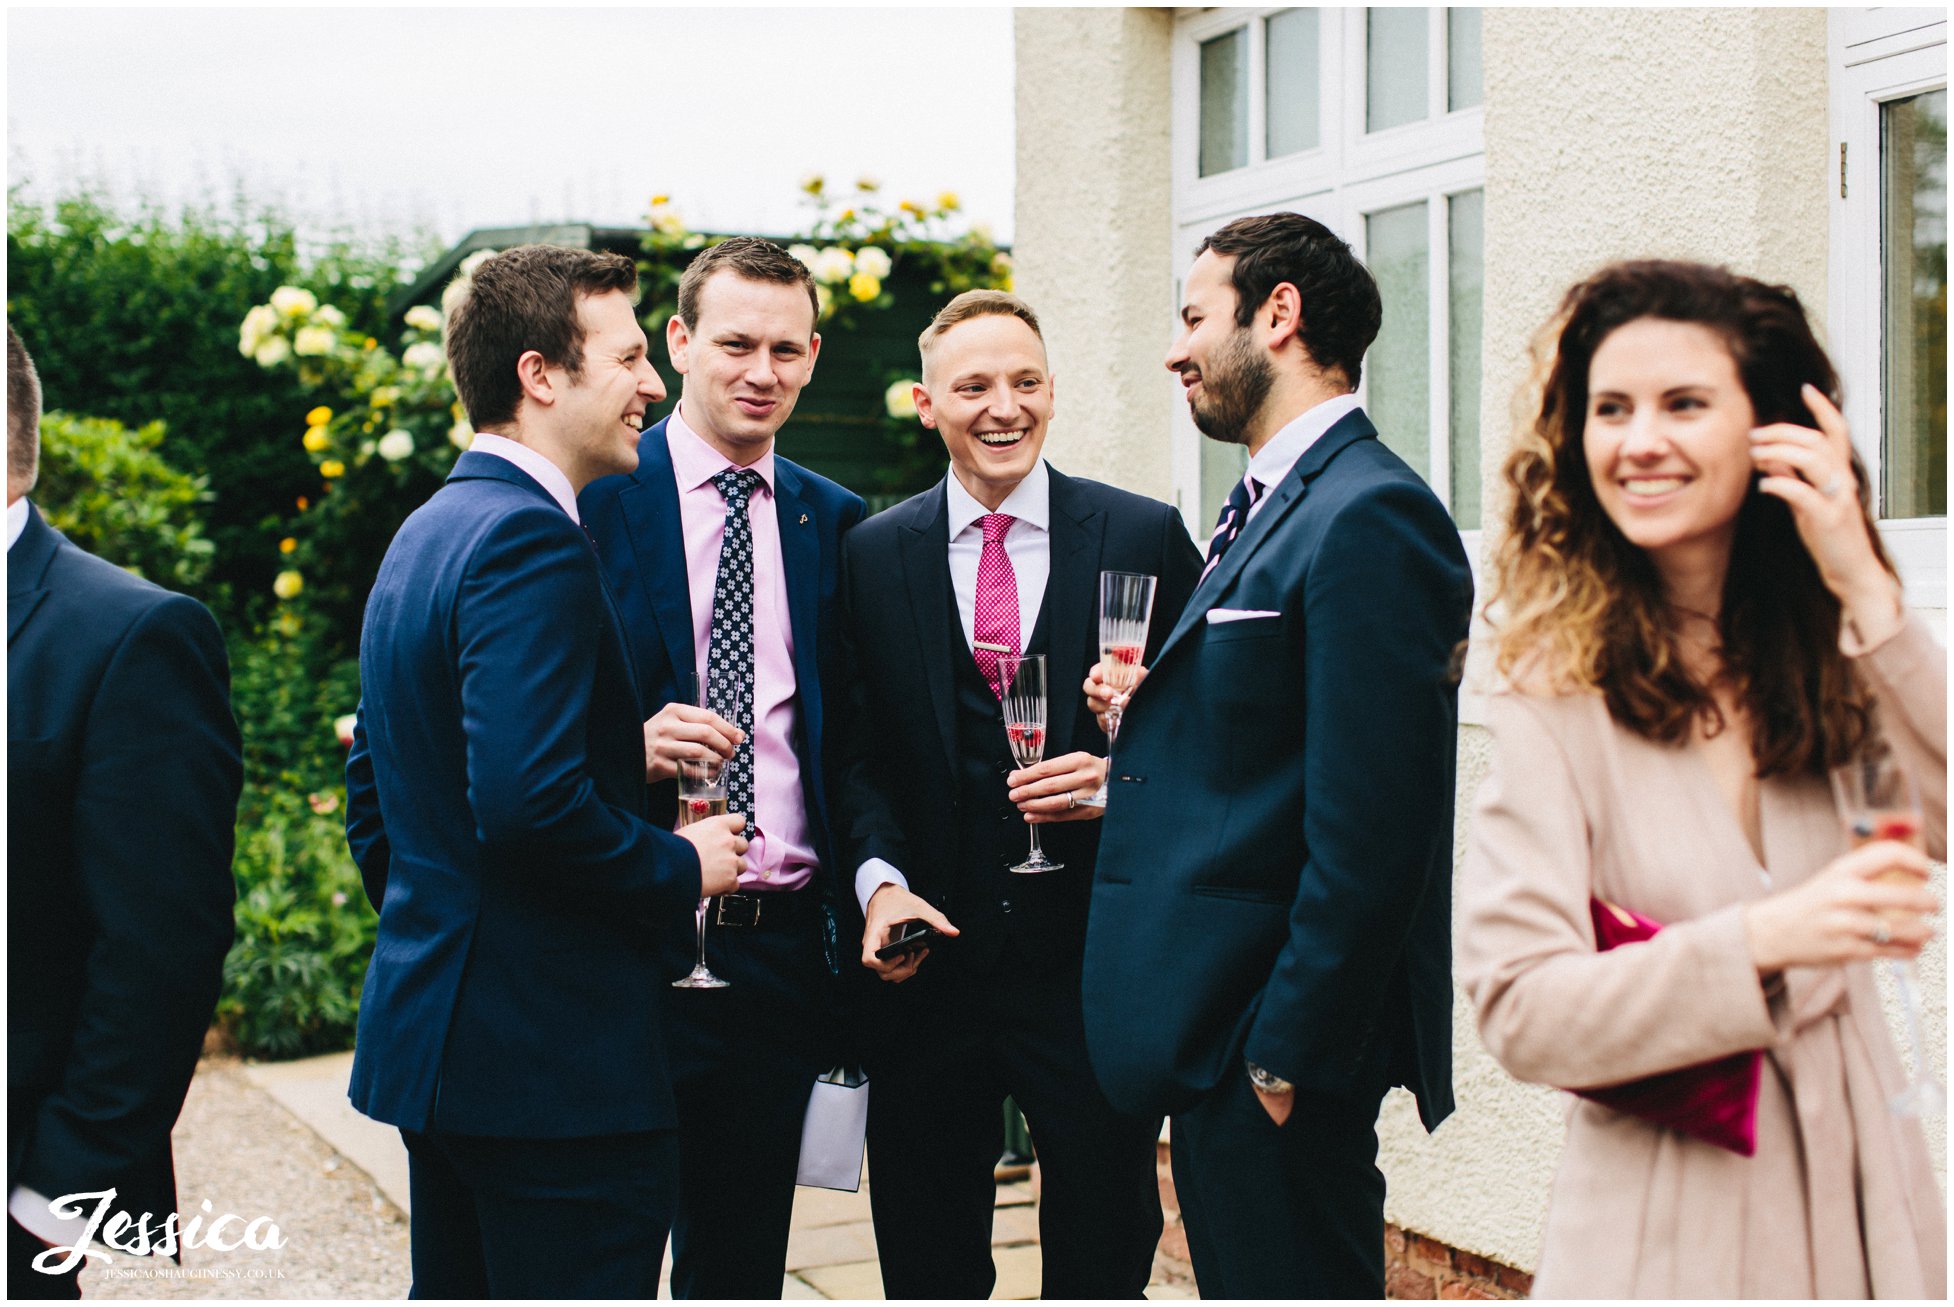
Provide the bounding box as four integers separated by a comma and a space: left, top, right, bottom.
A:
240, 1051, 1197, 1299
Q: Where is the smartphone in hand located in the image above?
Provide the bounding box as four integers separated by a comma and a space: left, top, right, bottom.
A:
874, 920, 941, 962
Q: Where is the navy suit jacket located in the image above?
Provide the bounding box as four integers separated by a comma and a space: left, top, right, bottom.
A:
345, 452, 703, 1138
578, 417, 866, 930
1083, 409, 1473, 1129
829, 466, 1201, 990
8, 505, 239, 1227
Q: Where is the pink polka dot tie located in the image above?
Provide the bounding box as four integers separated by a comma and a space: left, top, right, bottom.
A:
973, 513, 1021, 700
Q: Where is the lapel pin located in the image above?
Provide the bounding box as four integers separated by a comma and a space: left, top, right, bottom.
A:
799, 514, 809, 525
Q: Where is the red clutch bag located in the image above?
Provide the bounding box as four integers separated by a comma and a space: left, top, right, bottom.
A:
1576, 898, 1764, 1156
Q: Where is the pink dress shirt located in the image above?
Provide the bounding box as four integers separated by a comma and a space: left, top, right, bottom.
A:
667, 405, 815, 891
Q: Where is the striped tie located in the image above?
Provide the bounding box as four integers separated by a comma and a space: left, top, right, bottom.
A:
1200, 475, 1262, 581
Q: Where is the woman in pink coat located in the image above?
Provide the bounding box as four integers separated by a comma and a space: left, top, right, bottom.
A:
1459, 260, 1945, 1298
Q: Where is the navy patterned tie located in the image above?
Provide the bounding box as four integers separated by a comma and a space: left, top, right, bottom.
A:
707, 469, 764, 823
1200, 474, 1263, 581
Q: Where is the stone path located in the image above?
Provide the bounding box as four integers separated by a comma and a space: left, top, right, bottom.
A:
69, 1053, 1198, 1299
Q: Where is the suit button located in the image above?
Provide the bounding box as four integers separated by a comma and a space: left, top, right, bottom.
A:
1002, 901, 1014, 914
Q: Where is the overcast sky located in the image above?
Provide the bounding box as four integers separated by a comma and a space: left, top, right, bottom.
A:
8, 6, 1017, 253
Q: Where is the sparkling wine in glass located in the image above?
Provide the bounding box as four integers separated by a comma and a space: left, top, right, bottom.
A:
672, 672, 739, 990
1831, 746, 1942, 1116
1000, 653, 1063, 874
1079, 571, 1158, 809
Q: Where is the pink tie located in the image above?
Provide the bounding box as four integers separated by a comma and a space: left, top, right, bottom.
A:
973, 513, 1021, 699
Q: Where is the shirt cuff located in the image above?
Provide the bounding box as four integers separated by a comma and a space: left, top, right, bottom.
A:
855, 859, 908, 915
9, 1185, 95, 1251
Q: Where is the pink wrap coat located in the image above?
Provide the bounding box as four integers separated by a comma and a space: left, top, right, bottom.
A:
1459, 617, 1946, 1298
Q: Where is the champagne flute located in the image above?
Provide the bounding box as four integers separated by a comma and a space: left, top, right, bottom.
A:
1078, 571, 1158, 809
1000, 653, 1063, 874
1830, 743, 1942, 1116
672, 672, 741, 991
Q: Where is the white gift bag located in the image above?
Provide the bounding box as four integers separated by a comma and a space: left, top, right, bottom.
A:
795, 1065, 869, 1192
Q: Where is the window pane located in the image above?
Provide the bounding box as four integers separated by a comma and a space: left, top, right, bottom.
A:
1200, 435, 1250, 537
1449, 8, 1483, 112
1448, 190, 1484, 529
1881, 88, 1947, 519
1367, 7, 1429, 132
1366, 203, 1431, 480
1200, 29, 1248, 177
1266, 9, 1321, 159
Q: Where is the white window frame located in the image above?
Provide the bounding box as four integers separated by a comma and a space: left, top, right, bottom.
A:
1828, 8, 1947, 611
1169, 7, 1484, 558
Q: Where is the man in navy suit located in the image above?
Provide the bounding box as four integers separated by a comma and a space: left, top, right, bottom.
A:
1083, 214, 1474, 1298
831, 291, 1201, 1298
579, 237, 865, 1300
7, 325, 240, 1299
344, 246, 746, 1298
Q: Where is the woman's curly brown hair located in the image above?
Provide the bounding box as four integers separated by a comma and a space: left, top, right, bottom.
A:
1487, 260, 1895, 777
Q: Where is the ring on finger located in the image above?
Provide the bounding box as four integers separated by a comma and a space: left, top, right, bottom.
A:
1066, 792, 1078, 810
1872, 920, 1893, 947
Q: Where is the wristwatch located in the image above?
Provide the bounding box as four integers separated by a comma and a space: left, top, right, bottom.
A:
1245, 1058, 1294, 1095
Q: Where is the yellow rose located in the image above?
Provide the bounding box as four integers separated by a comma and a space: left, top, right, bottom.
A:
305, 405, 333, 427
937, 191, 960, 211
273, 570, 304, 600
848, 272, 881, 302
279, 537, 298, 554
303, 428, 331, 453
884, 379, 919, 420
320, 459, 346, 479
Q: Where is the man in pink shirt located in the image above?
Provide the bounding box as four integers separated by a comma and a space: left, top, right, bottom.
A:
580, 238, 865, 1299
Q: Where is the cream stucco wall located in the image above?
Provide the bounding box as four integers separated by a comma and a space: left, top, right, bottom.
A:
1013, 2, 1942, 1279
1013, 8, 1177, 500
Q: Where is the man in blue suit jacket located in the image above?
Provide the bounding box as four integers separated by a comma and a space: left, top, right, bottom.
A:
579, 238, 865, 1300
345, 246, 746, 1298
1083, 214, 1474, 1298
7, 325, 239, 1299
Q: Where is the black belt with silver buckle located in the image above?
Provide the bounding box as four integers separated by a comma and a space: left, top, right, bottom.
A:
710, 890, 816, 929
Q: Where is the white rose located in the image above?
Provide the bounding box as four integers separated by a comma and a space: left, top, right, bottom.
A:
254, 337, 292, 367
787, 244, 819, 270
403, 341, 445, 372
377, 429, 415, 462
270, 286, 318, 318
237, 304, 277, 356
312, 304, 347, 329
293, 326, 337, 357
884, 378, 919, 420
333, 714, 358, 746
449, 419, 474, 450
649, 204, 685, 237
404, 304, 443, 332
459, 249, 498, 278
854, 246, 892, 279
811, 247, 855, 284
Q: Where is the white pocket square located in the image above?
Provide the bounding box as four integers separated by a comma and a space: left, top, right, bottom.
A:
1205, 608, 1280, 624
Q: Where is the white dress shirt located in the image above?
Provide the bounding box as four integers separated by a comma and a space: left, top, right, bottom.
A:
854, 461, 1054, 913
7, 495, 29, 550
1234, 392, 1362, 523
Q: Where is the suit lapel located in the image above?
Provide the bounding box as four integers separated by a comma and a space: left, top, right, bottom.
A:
897, 482, 961, 782
773, 462, 820, 706
1156, 407, 1377, 662
8, 506, 56, 645
1040, 469, 1100, 753
617, 427, 698, 688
